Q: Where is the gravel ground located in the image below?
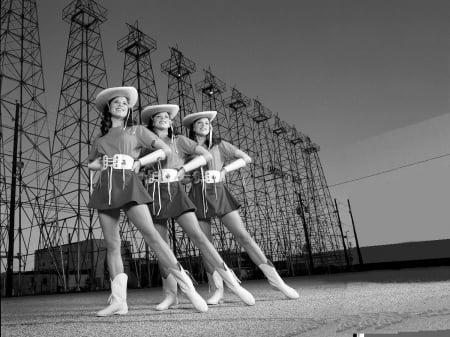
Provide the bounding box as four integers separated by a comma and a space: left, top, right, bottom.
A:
2, 266, 450, 337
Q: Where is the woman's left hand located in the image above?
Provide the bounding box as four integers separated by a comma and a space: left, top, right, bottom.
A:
132, 160, 141, 174
220, 169, 226, 182
177, 167, 186, 181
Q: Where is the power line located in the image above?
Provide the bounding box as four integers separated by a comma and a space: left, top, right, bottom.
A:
329, 152, 450, 188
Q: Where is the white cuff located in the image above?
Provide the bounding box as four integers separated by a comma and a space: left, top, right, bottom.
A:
223, 158, 246, 173
182, 155, 207, 172
139, 149, 166, 167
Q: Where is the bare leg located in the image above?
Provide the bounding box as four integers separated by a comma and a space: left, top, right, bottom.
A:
97, 209, 128, 317
197, 219, 216, 272
176, 212, 255, 306
124, 204, 177, 275
176, 212, 224, 273
125, 204, 208, 312
221, 210, 299, 299
98, 209, 123, 279
220, 210, 267, 266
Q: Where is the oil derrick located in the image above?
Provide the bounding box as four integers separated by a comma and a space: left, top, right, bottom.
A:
161, 47, 199, 271
301, 136, 347, 270
49, 0, 108, 291
117, 21, 160, 287
161, 46, 197, 134
1, 0, 56, 296
270, 115, 305, 275
246, 99, 279, 261
195, 69, 242, 265
118, 21, 158, 121
287, 127, 314, 273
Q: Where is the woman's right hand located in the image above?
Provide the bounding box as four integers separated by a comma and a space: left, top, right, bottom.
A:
87, 157, 103, 171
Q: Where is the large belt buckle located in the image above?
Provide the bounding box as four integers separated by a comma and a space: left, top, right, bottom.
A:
102, 155, 113, 169
159, 169, 178, 182
146, 171, 159, 183
205, 170, 221, 183
112, 154, 134, 170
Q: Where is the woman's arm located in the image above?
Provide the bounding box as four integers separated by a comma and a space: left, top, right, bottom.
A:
194, 144, 213, 162
87, 157, 103, 171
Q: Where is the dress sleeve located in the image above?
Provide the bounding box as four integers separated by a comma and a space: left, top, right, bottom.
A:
88, 135, 101, 161
219, 140, 239, 162
136, 125, 159, 149
176, 135, 198, 156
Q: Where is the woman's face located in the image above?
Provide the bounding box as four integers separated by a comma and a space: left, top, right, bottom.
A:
193, 117, 210, 136
109, 96, 129, 119
152, 111, 171, 130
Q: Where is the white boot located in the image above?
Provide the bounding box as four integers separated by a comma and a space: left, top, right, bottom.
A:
96, 273, 128, 316
155, 274, 179, 311
168, 264, 208, 313
206, 271, 224, 305
259, 261, 299, 299
216, 263, 255, 306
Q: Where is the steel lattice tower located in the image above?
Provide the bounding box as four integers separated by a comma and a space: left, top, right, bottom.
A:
161, 47, 200, 275
117, 21, 160, 287
301, 137, 346, 269
195, 69, 243, 267
161, 46, 198, 134
48, 0, 108, 291
118, 21, 159, 121
1, 0, 57, 296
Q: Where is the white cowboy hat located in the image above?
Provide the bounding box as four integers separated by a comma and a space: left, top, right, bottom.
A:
94, 86, 138, 112
182, 111, 217, 127
141, 104, 180, 125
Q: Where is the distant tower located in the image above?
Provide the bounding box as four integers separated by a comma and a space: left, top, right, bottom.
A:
301, 136, 346, 268
118, 21, 159, 121
1, 0, 55, 296
49, 0, 108, 291
270, 115, 304, 274
118, 22, 160, 286
161, 46, 198, 134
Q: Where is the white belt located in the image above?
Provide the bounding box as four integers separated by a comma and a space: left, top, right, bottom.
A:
204, 170, 222, 183
102, 154, 134, 170
146, 169, 178, 183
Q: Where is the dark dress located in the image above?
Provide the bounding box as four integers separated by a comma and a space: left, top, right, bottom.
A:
188, 140, 241, 220
88, 125, 158, 210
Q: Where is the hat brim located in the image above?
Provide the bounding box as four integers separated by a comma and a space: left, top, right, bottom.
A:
94, 87, 138, 112
182, 111, 217, 127
141, 104, 180, 125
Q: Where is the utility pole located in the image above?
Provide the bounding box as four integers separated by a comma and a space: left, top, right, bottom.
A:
348, 199, 363, 265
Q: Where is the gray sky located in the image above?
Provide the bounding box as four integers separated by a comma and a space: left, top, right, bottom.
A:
36, 0, 450, 246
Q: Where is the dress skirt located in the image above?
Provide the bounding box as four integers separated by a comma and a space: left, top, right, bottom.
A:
147, 181, 196, 221
88, 169, 152, 210
188, 181, 241, 220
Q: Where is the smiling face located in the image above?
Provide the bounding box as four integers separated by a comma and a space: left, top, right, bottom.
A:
193, 117, 211, 136
108, 96, 129, 119
152, 111, 172, 130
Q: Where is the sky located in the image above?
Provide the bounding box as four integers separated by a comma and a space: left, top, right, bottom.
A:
35, 0, 449, 247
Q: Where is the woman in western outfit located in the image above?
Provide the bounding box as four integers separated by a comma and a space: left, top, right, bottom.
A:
87, 87, 207, 316
140, 104, 255, 310
182, 111, 300, 305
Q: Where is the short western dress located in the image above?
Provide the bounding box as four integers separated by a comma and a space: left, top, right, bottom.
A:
88, 125, 158, 210
188, 140, 241, 220
144, 135, 198, 221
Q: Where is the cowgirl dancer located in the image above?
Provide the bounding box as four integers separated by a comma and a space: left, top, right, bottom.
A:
88, 87, 207, 316
182, 111, 300, 305
140, 104, 255, 310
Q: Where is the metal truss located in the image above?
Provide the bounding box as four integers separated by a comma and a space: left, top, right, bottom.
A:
118, 21, 159, 121
117, 21, 161, 287
161, 46, 198, 135
48, 0, 108, 292
1, 0, 58, 296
